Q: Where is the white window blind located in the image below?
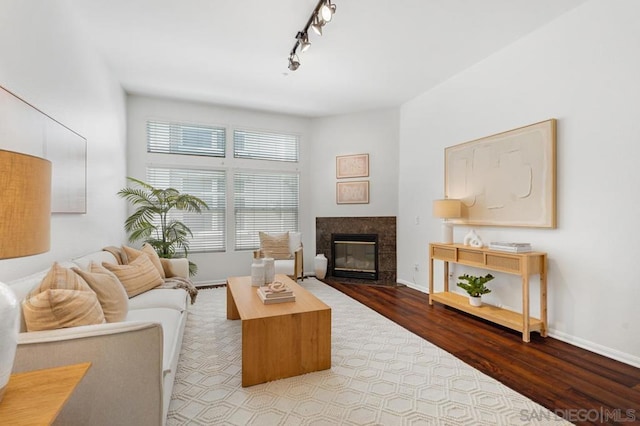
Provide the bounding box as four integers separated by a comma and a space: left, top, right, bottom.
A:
147, 120, 226, 157
234, 171, 299, 250
147, 167, 226, 253
233, 129, 299, 162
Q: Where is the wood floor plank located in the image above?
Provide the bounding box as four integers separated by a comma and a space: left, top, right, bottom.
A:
321, 279, 640, 426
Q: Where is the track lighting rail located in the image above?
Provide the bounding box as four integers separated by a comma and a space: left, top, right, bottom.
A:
288, 0, 336, 71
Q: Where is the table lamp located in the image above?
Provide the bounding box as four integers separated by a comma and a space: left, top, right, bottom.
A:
0, 150, 52, 402
432, 199, 462, 244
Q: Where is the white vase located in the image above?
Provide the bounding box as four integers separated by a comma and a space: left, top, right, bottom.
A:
0, 281, 20, 402
314, 254, 328, 279
469, 296, 482, 307
251, 259, 265, 287
263, 257, 275, 284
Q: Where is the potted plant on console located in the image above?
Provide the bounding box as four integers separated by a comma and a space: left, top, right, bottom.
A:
118, 177, 209, 276
457, 273, 494, 307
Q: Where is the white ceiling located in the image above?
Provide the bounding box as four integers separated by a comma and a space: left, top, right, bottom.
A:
68, 0, 587, 118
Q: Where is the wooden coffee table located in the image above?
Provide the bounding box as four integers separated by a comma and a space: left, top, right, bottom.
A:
226, 274, 331, 387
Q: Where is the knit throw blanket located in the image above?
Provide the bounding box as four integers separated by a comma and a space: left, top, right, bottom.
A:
160, 277, 198, 304
103, 246, 198, 304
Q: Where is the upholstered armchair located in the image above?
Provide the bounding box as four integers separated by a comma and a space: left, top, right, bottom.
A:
253, 231, 304, 281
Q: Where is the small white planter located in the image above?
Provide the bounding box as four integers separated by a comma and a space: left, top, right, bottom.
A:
469, 296, 482, 307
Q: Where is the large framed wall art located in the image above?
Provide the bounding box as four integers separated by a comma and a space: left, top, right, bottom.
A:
0, 85, 86, 213
445, 119, 556, 228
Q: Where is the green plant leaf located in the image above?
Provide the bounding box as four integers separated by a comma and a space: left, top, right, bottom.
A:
118, 177, 210, 276
456, 273, 494, 297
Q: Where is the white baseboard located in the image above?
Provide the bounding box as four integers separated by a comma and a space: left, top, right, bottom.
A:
396, 279, 639, 368
548, 328, 640, 368
195, 272, 315, 287
397, 278, 426, 293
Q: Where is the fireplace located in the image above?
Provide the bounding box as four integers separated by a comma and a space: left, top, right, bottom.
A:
332, 234, 378, 280
316, 216, 395, 285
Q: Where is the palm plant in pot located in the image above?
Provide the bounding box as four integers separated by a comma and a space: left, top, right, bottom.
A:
118, 177, 209, 276
457, 273, 494, 307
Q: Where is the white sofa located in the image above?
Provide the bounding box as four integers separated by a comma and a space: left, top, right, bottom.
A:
8, 249, 190, 426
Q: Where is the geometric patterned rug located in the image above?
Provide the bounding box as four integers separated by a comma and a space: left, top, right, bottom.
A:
167, 278, 570, 425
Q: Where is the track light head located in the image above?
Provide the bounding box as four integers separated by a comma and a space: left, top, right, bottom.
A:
311, 14, 324, 36
320, 0, 336, 22
295, 31, 311, 53
300, 33, 311, 52
288, 53, 300, 71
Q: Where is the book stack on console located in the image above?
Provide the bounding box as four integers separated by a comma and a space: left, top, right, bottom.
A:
488, 242, 533, 253
257, 286, 296, 304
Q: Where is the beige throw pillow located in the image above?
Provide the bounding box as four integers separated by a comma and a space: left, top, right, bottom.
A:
22, 262, 106, 332
122, 244, 166, 279
160, 258, 180, 278
103, 254, 164, 298
73, 263, 129, 322
259, 232, 291, 260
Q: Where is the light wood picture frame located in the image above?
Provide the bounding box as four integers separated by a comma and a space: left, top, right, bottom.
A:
336, 153, 369, 179
337, 181, 370, 204
445, 119, 556, 228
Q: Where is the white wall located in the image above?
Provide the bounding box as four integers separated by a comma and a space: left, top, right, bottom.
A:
126, 99, 400, 281
309, 109, 400, 235
0, 0, 127, 281
126, 95, 312, 283
398, 0, 640, 366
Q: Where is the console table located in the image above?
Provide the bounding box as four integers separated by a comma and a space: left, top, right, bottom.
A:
429, 243, 547, 342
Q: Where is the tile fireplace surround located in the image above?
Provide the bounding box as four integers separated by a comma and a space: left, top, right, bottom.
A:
316, 216, 396, 285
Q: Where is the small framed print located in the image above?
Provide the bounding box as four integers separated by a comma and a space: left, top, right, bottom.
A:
337, 181, 370, 204
336, 153, 369, 179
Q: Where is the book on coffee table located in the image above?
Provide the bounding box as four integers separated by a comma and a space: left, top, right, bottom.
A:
257, 288, 296, 304
258, 286, 294, 299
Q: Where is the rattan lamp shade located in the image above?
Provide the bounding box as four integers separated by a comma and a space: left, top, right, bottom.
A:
0, 150, 52, 259
432, 199, 462, 244
432, 199, 462, 219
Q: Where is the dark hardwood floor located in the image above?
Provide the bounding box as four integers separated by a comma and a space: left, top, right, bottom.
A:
320, 278, 640, 426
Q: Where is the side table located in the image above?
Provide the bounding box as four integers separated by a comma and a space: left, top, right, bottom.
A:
0, 362, 91, 425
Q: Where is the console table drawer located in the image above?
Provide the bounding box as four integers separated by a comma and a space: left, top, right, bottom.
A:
485, 253, 521, 273
458, 249, 484, 264
431, 245, 456, 261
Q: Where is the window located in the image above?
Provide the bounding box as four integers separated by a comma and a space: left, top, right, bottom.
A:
147, 120, 226, 157
233, 129, 299, 162
234, 171, 299, 250
147, 167, 226, 253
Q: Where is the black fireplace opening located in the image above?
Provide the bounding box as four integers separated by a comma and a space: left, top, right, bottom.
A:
331, 233, 378, 280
